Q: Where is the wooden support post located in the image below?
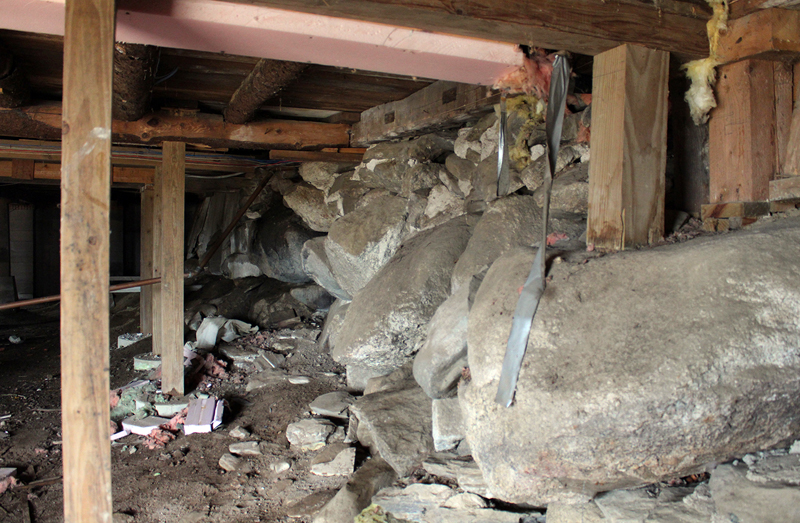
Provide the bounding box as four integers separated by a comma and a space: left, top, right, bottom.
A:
140, 185, 154, 335
709, 60, 776, 203
151, 167, 162, 355
60, 0, 114, 522
160, 142, 185, 396
587, 44, 669, 251
775, 62, 794, 176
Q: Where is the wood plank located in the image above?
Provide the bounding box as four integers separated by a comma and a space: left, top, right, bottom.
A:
11, 159, 33, 179
700, 201, 771, 219
152, 166, 163, 356
140, 186, 154, 335
718, 8, 800, 63
709, 60, 776, 203
785, 108, 800, 175
0, 41, 31, 108
59, 1, 114, 522
770, 176, 800, 200
113, 43, 157, 121
352, 81, 500, 146
217, 0, 710, 59
775, 61, 794, 175
587, 44, 669, 251
224, 59, 308, 124
269, 150, 363, 163
0, 102, 351, 150
160, 142, 185, 396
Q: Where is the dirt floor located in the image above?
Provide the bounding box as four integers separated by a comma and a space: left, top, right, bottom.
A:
0, 291, 356, 523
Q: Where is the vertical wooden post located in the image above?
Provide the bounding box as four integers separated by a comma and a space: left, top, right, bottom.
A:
774, 62, 794, 177
587, 44, 669, 251
160, 142, 185, 396
0, 198, 9, 277
60, 0, 114, 521
140, 185, 154, 335
709, 60, 776, 203
152, 167, 163, 354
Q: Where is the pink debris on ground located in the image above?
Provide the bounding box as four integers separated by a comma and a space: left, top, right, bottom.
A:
0, 476, 16, 495
576, 121, 591, 144
546, 232, 569, 246
109, 389, 121, 409
202, 354, 229, 379
142, 409, 187, 449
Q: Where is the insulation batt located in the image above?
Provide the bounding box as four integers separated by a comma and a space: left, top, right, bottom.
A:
494, 48, 555, 100
682, 0, 729, 125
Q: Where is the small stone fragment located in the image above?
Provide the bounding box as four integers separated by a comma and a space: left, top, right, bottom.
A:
310, 391, 355, 419
311, 446, 356, 477
270, 459, 291, 473
286, 418, 336, 450
229, 426, 251, 439
218, 453, 241, 472
288, 375, 311, 385
229, 441, 262, 456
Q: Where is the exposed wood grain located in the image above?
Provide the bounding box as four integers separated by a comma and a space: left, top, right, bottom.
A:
352, 81, 499, 146
140, 186, 154, 335
224, 59, 309, 124
24, 161, 154, 183
718, 8, 800, 63
709, 60, 776, 203
587, 44, 669, 251
770, 175, 800, 199
775, 62, 794, 175
113, 43, 158, 121
269, 150, 363, 162
0, 40, 31, 108
160, 142, 185, 396
11, 159, 33, 179
59, 0, 114, 522
700, 201, 770, 219
152, 166, 163, 356
219, 0, 709, 58
0, 103, 351, 150
784, 107, 800, 175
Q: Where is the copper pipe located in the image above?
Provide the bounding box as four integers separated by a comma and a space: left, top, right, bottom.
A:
198, 169, 272, 269
0, 276, 166, 311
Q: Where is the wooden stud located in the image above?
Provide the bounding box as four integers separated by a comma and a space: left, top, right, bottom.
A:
718, 8, 800, 64
152, 166, 163, 355
775, 61, 794, 176
160, 142, 185, 396
352, 81, 500, 146
11, 159, 34, 180
140, 186, 154, 335
59, 0, 114, 522
709, 60, 776, 203
587, 44, 669, 251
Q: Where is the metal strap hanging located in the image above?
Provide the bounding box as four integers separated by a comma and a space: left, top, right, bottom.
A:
495, 54, 571, 408
496, 93, 511, 198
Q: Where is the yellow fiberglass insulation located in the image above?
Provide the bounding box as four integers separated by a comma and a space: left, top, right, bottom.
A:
682, 0, 728, 125
503, 94, 545, 171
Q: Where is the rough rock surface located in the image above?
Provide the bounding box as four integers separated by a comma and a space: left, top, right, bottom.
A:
431, 398, 465, 452
254, 205, 320, 284
451, 195, 585, 291
460, 219, 800, 506
350, 384, 433, 477
356, 134, 453, 193
283, 184, 339, 232
332, 217, 472, 388
313, 458, 397, 523
301, 237, 351, 301
324, 194, 408, 297
299, 162, 356, 192
413, 271, 483, 399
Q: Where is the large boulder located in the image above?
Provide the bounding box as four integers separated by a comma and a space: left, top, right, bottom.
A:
451, 195, 585, 291
460, 218, 800, 506
282, 183, 339, 232
301, 237, 351, 301
299, 162, 357, 192
324, 194, 408, 297
356, 134, 454, 193
332, 216, 472, 389
254, 204, 320, 284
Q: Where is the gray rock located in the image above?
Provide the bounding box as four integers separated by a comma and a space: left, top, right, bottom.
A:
286, 418, 336, 451
221, 253, 263, 279
371, 483, 537, 523
454, 127, 482, 163
357, 135, 453, 194
301, 237, 352, 301
451, 195, 584, 291
413, 271, 483, 399
350, 384, 433, 477
443, 153, 475, 197
420, 457, 493, 498
588, 483, 716, 523
332, 217, 472, 386
311, 446, 356, 476
300, 162, 357, 192
229, 441, 262, 456
313, 457, 397, 523
545, 501, 605, 523
270, 459, 291, 473
218, 453, 241, 472
250, 291, 313, 329
710, 454, 800, 523
419, 185, 466, 231
747, 453, 800, 484
443, 493, 488, 510
254, 205, 320, 284
229, 426, 251, 439
401, 163, 446, 197
325, 170, 370, 216
219, 344, 259, 365
319, 299, 349, 351
283, 184, 340, 232
324, 194, 408, 297
310, 391, 356, 419
519, 144, 588, 192
290, 284, 336, 310
432, 398, 465, 452
460, 219, 800, 506
363, 362, 416, 396
532, 162, 590, 214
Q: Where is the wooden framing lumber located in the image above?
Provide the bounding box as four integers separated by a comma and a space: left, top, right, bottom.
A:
0, 103, 351, 150
152, 166, 163, 356
587, 44, 669, 251
59, 0, 114, 521
0, 40, 30, 108
718, 8, 800, 63
784, 95, 800, 176
113, 43, 158, 122
352, 81, 500, 146
216, 0, 710, 59
775, 62, 794, 175
11, 159, 33, 180
160, 142, 185, 396
224, 59, 309, 124
700, 201, 771, 219
0, 160, 153, 184
269, 150, 363, 163
140, 186, 155, 336
709, 60, 776, 203
770, 176, 800, 200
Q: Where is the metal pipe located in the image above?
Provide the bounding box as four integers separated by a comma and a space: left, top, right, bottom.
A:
0, 276, 164, 311
197, 169, 272, 269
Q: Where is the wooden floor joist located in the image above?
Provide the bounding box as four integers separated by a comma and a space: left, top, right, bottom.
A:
587, 44, 669, 251
0, 103, 351, 150
160, 142, 185, 396
224, 58, 309, 124
59, 0, 114, 521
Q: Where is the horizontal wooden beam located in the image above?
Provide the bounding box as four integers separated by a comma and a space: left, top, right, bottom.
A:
0, 160, 154, 183
224, 59, 309, 124
718, 8, 800, 63
269, 149, 363, 162
352, 81, 500, 146
730, 0, 800, 18
215, 0, 710, 59
770, 176, 800, 200
113, 43, 158, 121
700, 201, 771, 219
0, 103, 351, 150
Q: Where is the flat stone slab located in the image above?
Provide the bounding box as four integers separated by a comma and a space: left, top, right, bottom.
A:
311, 446, 356, 477
310, 391, 355, 419
286, 418, 336, 451
229, 441, 262, 456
